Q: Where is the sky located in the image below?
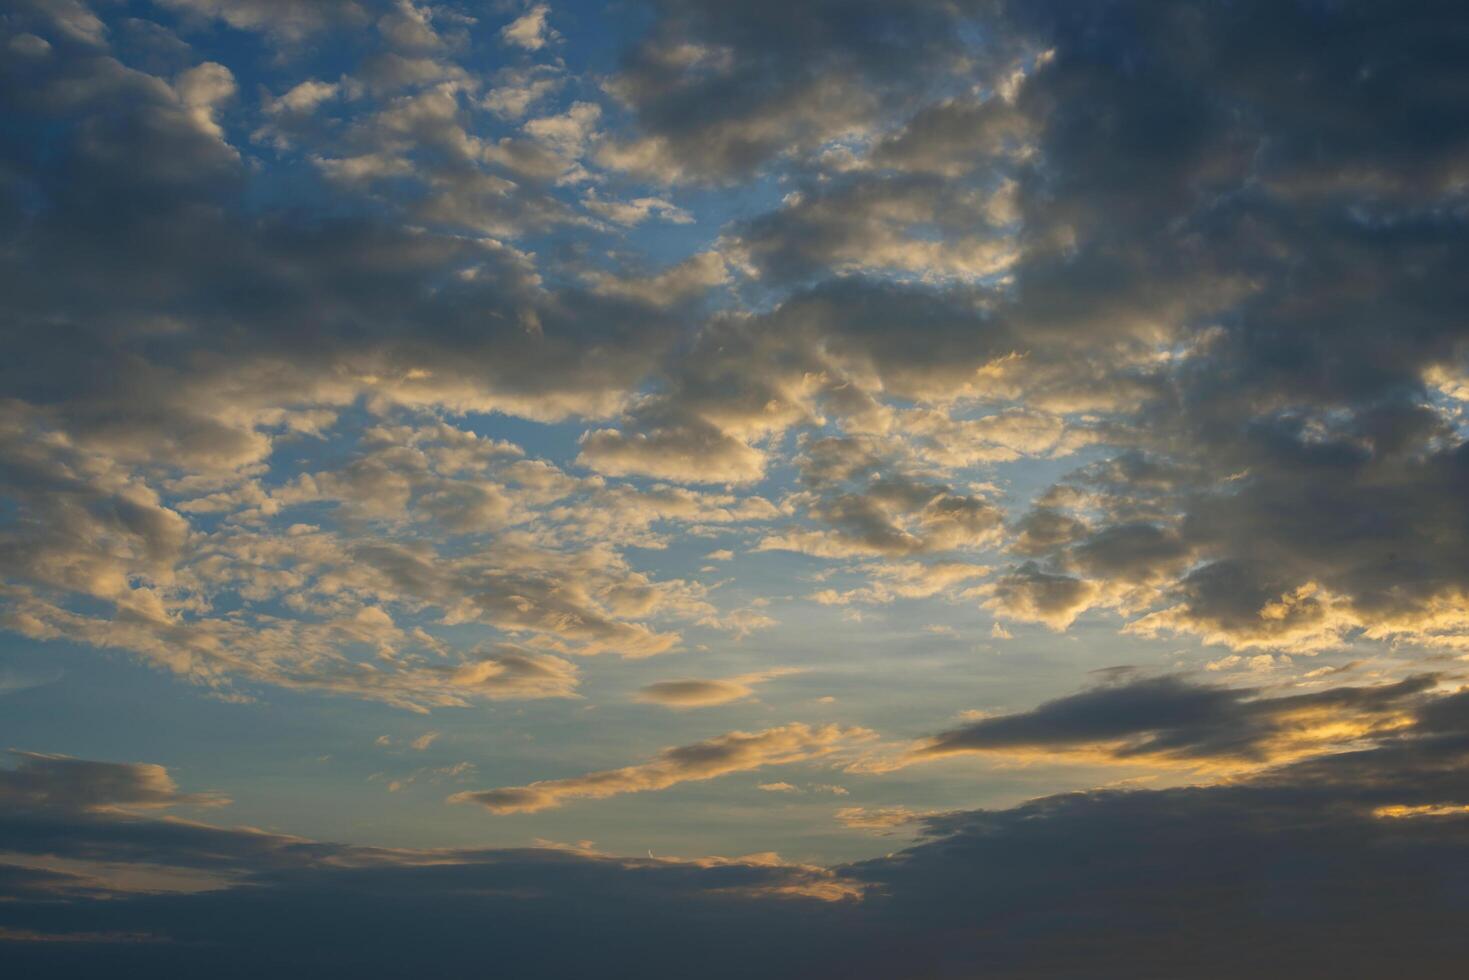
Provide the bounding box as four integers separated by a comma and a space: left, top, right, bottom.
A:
2, 0, 1469, 976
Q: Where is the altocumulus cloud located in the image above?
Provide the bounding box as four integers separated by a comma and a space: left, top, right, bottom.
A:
5, 0, 1468, 708
2, 0, 1469, 975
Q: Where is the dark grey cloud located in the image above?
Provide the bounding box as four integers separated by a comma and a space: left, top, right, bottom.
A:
599, 0, 1005, 182
914, 673, 1440, 764
8, 687, 1469, 977
0, 750, 223, 812
0, 747, 858, 973
843, 704, 1469, 979
727, 174, 1017, 285
931, 0, 1469, 648
0, 44, 675, 467
572, 277, 1029, 492
869, 93, 1032, 177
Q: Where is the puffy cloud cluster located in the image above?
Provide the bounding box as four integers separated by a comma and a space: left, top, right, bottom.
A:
0, 405, 789, 706
949, 0, 1469, 655
0, 0, 1462, 773
3, 5, 1469, 973
596, 0, 1013, 183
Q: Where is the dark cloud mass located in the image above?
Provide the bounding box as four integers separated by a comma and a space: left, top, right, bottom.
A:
915, 672, 1438, 764
981, 0, 1469, 650
7, 682, 1469, 977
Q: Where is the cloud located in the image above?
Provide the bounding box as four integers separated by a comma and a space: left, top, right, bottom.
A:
596, 0, 996, 183
0, 406, 773, 704
264, 78, 340, 116
570, 0, 1469, 660
980, 563, 1098, 630
809, 560, 991, 607
0, 748, 853, 913
154, 0, 369, 44
4, 0, 1466, 701
585, 251, 729, 307
481, 66, 564, 119
0, 926, 166, 944
834, 805, 940, 833
836, 700, 1469, 978
450, 723, 874, 813
0, 751, 226, 813
0, 664, 63, 695
945, 0, 1469, 656
869, 94, 1033, 177
635, 668, 802, 708
19, 0, 109, 46
910, 673, 1441, 769
727, 177, 1018, 283
500, 4, 552, 51
760, 454, 1007, 559
418, 651, 578, 702
577, 418, 767, 484
581, 190, 692, 227
173, 61, 235, 141
11, 706, 1469, 976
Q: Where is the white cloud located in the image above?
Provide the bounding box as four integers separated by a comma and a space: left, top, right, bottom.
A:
500, 4, 552, 51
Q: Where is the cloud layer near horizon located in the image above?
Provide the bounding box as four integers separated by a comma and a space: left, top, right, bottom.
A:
8, 688, 1469, 978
